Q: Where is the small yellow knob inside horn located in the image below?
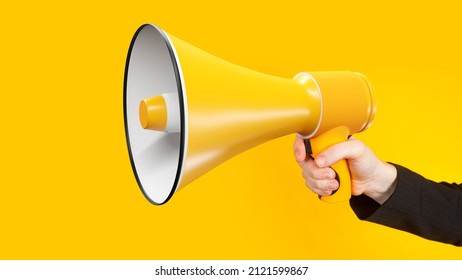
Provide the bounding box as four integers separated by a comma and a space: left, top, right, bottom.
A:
139, 95, 167, 131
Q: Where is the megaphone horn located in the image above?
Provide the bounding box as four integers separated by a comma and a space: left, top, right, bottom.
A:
124, 24, 376, 205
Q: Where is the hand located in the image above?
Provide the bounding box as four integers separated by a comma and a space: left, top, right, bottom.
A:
293, 136, 398, 204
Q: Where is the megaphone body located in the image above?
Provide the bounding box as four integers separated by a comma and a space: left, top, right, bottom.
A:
124, 24, 376, 205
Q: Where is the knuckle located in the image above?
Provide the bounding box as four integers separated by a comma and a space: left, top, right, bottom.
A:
323, 169, 335, 179
305, 180, 320, 193
304, 181, 315, 191
355, 140, 367, 155
315, 170, 328, 181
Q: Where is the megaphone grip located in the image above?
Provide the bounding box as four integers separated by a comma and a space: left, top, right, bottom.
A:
306, 126, 352, 203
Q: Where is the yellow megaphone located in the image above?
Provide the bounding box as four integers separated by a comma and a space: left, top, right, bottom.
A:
124, 24, 376, 205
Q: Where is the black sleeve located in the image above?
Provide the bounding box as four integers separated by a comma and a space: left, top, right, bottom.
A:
349, 164, 462, 246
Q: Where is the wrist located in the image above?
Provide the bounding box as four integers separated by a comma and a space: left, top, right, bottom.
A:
364, 162, 398, 205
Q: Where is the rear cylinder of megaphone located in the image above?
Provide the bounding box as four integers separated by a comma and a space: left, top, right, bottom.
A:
293, 71, 376, 139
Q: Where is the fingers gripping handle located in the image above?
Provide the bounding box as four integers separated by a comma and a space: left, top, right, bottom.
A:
305, 126, 351, 203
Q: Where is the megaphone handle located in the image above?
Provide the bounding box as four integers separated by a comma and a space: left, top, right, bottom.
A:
305, 126, 351, 203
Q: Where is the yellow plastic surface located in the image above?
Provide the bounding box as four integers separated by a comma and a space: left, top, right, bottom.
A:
307, 71, 376, 136
170, 36, 319, 188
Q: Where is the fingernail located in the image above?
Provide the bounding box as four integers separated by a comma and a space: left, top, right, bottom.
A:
295, 150, 302, 161
330, 181, 339, 190
325, 170, 335, 179
315, 157, 326, 167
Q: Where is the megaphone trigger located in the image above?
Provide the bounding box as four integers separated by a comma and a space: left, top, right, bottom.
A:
308, 126, 352, 203
303, 139, 312, 155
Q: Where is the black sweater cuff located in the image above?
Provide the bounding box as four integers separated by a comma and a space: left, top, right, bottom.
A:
350, 163, 462, 246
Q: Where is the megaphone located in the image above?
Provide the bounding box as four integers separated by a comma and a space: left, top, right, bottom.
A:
124, 24, 376, 205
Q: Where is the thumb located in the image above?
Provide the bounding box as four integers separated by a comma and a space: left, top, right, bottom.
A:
314, 138, 365, 167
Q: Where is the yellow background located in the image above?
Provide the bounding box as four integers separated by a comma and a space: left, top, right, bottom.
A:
1, 0, 462, 259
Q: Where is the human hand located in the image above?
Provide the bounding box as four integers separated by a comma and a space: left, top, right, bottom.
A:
293, 136, 398, 204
